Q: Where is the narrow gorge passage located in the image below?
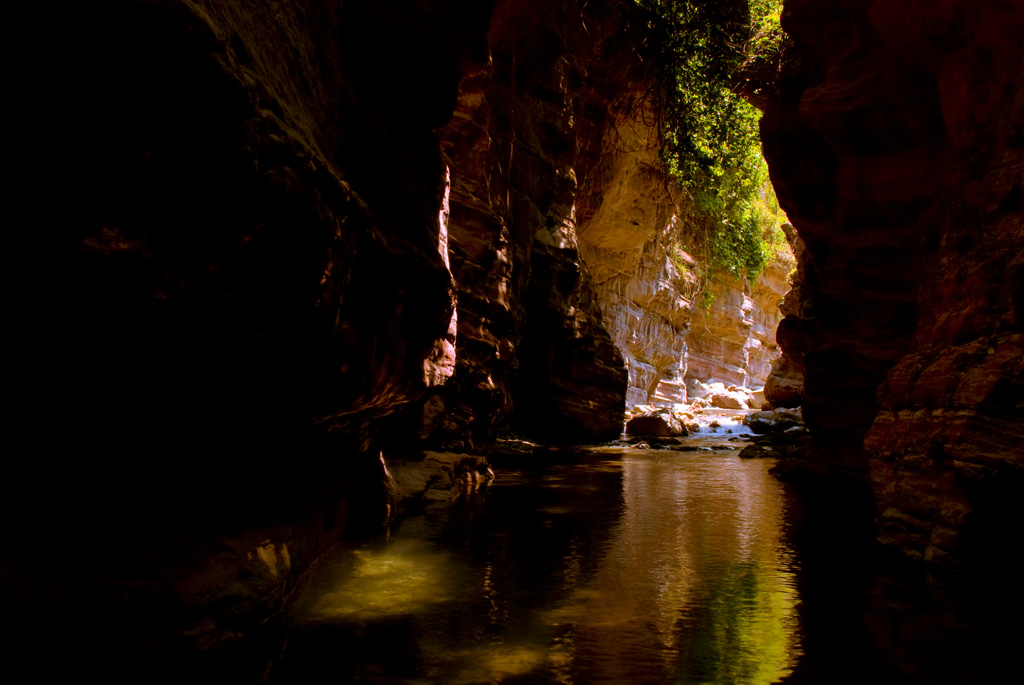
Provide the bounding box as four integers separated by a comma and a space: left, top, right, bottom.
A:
3, 0, 1021, 683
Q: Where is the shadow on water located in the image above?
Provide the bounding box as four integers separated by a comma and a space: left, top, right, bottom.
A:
780, 463, 1024, 685
253, 446, 1017, 684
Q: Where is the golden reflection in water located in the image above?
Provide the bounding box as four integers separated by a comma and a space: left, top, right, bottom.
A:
292, 453, 800, 684
546, 454, 801, 684
437, 644, 550, 685
304, 539, 454, 621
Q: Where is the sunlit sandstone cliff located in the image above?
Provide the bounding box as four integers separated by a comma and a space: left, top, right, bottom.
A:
762, 0, 1024, 569
683, 252, 793, 395
574, 107, 794, 409
575, 110, 696, 408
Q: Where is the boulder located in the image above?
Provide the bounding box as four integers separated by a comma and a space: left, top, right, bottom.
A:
686, 379, 713, 400
744, 407, 804, 434
708, 389, 749, 410
387, 452, 494, 513
749, 388, 766, 409
625, 407, 689, 437
763, 355, 804, 408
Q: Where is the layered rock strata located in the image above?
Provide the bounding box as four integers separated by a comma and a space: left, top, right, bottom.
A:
8, 0, 1020, 670
575, 110, 695, 409
435, 0, 633, 446
762, 0, 1024, 567
574, 108, 793, 409
684, 251, 793, 391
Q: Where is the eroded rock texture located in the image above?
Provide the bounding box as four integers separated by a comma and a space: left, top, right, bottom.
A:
576, 109, 695, 408
9, 0, 1020, 671
764, 225, 807, 408
434, 0, 631, 446
575, 105, 792, 409
684, 252, 793, 391
7, 0, 484, 674
763, 0, 1024, 567
5, 0, 635, 671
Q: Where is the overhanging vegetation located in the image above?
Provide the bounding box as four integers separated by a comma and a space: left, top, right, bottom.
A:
631, 0, 789, 280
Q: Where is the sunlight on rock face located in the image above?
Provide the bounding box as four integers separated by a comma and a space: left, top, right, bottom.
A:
305, 540, 454, 621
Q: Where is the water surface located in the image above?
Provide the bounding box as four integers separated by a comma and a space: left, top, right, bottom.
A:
274, 448, 804, 684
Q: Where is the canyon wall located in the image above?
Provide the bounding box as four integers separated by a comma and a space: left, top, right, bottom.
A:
764, 226, 808, 408
7, 0, 1020, 672
432, 0, 631, 448
762, 0, 1024, 569
581, 228, 794, 408
683, 251, 793, 392
4, 0, 637, 671
575, 111, 696, 408
574, 107, 793, 409
8, 0, 488, 673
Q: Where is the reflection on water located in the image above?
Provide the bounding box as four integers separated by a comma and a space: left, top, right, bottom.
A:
302, 541, 456, 621
275, 449, 801, 684
544, 455, 800, 684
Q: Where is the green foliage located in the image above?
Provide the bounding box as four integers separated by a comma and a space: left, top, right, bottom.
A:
631, 0, 788, 279
746, 0, 787, 68
700, 289, 715, 311
751, 181, 793, 264
666, 242, 691, 275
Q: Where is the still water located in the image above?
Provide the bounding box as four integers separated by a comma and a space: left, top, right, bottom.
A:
271, 447, 805, 684
264, 444, 1007, 684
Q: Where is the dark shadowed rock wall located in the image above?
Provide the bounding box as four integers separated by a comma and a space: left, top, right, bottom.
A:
434, 0, 629, 447
3, 0, 631, 671
5, 0, 486, 674
762, 0, 1024, 569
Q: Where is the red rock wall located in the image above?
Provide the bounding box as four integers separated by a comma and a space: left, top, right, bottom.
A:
762, 0, 1024, 567
434, 0, 630, 446
14, 0, 1022, 668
